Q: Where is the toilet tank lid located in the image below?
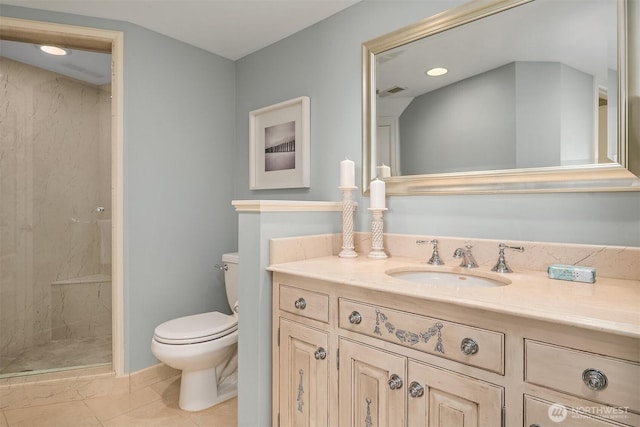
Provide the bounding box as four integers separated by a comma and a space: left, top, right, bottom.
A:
222, 252, 239, 264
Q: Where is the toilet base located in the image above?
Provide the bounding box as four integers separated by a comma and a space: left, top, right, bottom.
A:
178, 368, 238, 412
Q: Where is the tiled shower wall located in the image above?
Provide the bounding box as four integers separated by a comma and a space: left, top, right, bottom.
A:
0, 57, 111, 364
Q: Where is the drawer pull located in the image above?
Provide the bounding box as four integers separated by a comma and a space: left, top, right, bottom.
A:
582, 368, 608, 391
294, 298, 306, 310
314, 347, 327, 360
388, 374, 403, 390
408, 381, 424, 398
349, 311, 362, 324
460, 337, 479, 355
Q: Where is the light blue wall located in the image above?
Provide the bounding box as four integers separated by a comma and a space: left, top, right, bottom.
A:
235, 0, 640, 247
122, 26, 237, 373
237, 211, 341, 427
2, 5, 238, 372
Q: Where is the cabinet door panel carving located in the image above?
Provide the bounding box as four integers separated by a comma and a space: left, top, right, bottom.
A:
338, 338, 406, 427
279, 319, 329, 427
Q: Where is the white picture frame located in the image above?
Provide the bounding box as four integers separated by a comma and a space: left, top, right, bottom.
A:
249, 96, 310, 189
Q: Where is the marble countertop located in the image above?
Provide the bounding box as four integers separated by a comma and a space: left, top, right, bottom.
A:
268, 255, 640, 338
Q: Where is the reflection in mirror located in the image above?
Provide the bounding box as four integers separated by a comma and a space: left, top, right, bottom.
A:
363, 0, 640, 194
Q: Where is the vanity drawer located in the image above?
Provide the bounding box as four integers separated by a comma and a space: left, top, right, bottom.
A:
338, 299, 504, 374
279, 285, 329, 323
524, 395, 628, 427
525, 340, 640, 413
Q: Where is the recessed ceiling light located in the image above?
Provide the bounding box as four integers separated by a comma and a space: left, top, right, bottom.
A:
426, 67, 448, 77
39, 45, 70, 56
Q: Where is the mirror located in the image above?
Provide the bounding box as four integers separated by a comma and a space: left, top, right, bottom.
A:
362, 0, 640, 194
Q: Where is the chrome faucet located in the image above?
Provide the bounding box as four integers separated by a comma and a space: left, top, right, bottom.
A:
453, 245, 478, 268
416, 239, 444, 265
491, 243, 525, 273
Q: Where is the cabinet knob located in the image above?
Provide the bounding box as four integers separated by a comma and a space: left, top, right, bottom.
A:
388, 374, 403, 390
349, 311, 362, 324
582, 368, 608, 391
314, 347, 327, 360
294, 298, 306, 310
529, 425, 541, 427
408, 381, 424, 398
460, 338, 479, 355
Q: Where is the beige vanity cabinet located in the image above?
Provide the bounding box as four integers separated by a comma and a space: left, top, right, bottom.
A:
271, 271, 640, 427
338, 338, 503, 427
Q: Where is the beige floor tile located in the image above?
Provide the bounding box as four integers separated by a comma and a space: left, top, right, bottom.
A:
101, 399, 197, 427
0, 381, 82, 411
189, 397, 238, 427
4, 401, 101, 427
75, 372, 130, 400
149, 375, 181, 406
84, 385, 160, 422
129, 364, 180, 393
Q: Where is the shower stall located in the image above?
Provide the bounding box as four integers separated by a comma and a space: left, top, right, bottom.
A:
0, 39, 113, 377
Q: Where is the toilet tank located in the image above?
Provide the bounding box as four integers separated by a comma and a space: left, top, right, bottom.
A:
222, 252, 239, 313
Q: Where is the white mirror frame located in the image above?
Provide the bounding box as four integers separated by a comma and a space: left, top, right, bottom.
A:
362, 0, 640, 195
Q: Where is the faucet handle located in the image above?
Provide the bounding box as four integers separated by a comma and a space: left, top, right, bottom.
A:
492, 243, 525, 273
416, 239, 444, 265
498, 243, 524, 253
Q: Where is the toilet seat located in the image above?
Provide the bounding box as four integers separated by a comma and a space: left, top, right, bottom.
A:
154, 311, 238, 345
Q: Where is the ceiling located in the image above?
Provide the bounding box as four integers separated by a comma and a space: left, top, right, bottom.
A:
0, 0, 360, 60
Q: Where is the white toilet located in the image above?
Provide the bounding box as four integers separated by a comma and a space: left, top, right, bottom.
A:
151, 252, 239, 411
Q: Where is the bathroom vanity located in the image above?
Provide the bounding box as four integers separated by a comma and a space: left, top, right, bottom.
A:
269, 242, 640, 427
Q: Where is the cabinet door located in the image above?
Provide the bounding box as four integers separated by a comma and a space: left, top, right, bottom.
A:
279, 319, 329, 427
338, 338, 406, 427
407, 360, 503, 427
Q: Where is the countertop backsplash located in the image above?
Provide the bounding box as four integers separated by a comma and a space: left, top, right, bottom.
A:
270, 232, 639, 281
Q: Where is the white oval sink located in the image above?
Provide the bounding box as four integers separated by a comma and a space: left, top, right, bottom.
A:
387, 269, 509, 288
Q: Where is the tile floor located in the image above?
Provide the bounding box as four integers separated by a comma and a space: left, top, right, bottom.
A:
0, 374, 237, 427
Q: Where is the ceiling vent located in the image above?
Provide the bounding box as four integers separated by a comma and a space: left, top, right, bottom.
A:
378, 86, 407, 97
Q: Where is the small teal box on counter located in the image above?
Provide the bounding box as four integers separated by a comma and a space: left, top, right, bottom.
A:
547, 264, 596, 283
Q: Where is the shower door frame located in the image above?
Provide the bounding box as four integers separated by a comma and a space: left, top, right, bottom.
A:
0, 17, 125, 376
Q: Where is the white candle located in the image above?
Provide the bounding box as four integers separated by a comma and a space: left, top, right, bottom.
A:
370, 178, 386, 209
376, 164, 391, 178
340, 158, 355, 187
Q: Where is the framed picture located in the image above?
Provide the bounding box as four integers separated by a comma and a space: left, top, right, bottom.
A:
249, 96, 310, 189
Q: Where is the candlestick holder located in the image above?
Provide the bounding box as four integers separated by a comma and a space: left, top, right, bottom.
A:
368, 208, 388, 259
338, 186, 358, 258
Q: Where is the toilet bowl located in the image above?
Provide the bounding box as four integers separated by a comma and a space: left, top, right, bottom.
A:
151, 252, 239, 411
